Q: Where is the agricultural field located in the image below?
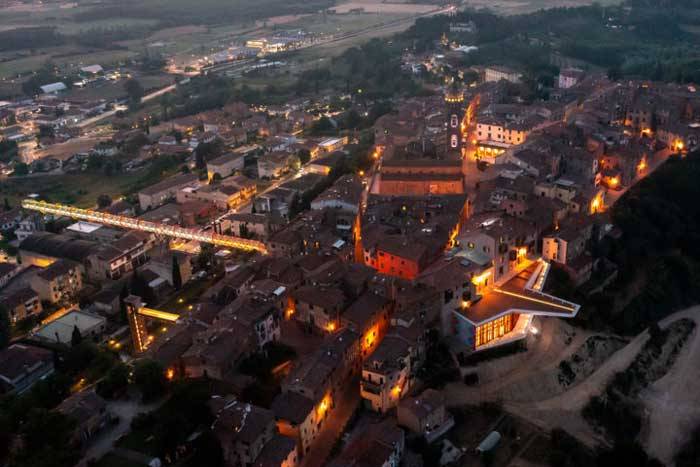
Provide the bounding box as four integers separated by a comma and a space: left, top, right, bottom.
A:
463, 0, 621, 15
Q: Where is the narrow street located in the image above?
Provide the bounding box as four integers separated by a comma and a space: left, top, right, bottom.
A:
301, 377, 361, 467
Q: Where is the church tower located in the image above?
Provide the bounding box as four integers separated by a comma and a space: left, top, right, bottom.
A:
444, 79, 465, 156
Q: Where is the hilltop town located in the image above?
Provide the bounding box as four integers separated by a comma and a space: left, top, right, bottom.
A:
1, 2, 700, 467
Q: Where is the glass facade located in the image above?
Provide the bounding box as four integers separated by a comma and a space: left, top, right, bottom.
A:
475, 313, 518, 348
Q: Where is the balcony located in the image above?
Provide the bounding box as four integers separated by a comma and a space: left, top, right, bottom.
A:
360, 380, 382, 395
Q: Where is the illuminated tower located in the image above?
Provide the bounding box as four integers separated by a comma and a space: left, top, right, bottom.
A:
445, 79, 465, 156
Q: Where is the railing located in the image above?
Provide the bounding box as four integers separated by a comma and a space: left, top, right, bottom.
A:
21, 199, 268, 254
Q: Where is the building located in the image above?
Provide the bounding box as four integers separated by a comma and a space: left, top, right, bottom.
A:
254, 434, 298, 467
360, 195, 469, 280
451, 260, 580, 352
310, 175, 363, 214
56, 391, 111, 445
397, 388, 454, 443
207, 152, 245, 181
258, 152, 294, 179
558, 68, 584, 89
271, 390, 328, 457
484, 65, 521, 83
0, 288, 42, 323
314, 137, 348, 156
328, 417, 404, 467
29, 259, 83, 304
178, 176, 256, 210
360, 334, 418, 413
307, 151, 345, 176
34, 309, 107, 345
445, 80, 465, 155
138, 173, 200, 210
291, 286, 346, 332
0, 344, 54, 394
377, 158, 465, 196
88, 231, 154, 281
0, 262, 20, 288
210, 397, 277, 467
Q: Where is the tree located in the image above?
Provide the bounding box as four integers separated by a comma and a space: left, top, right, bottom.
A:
172, 255, 182, 290
96, 362, 129, 399
12, 409, 78, 467
0, 304, 10, 349
297, 149, 311, 165
119, 284, 129, 324
96, 194, 112, 209
70, 325, 82, 347
13, 162, 29, 176
124, 79, 144, 107
133, 359, 167, 402
129, 269, 148, 299
3, 198, 10, 211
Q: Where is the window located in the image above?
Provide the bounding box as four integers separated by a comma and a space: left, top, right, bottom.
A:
451, 135, 458, 148
451, 115, 459, 128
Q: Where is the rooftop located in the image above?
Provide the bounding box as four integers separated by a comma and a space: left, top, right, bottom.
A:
456, 261, 580, 325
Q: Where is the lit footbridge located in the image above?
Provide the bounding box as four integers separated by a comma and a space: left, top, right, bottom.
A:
21, 199, 268, 254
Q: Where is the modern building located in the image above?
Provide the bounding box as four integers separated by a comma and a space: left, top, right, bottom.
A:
34, 309, 107, 345
451, 260, 580, 352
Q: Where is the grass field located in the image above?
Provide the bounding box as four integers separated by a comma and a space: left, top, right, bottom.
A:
1, 172, 141, 208
465, 0, 620, 15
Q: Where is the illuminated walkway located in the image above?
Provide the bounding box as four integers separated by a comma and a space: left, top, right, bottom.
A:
22, 199, 267, 254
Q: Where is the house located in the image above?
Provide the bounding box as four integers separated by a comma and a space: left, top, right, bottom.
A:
328, 417, 404, 467
220, 212, 272, 239
255, 187, 297, 219
29, 259, 83, 304
307, 151, 345, 176
397, 388, 454, 443
0, 288, 42, 323
0, 344, 54, 394
310, 175, 363, 214
88, 231, 154, 281
138, 173, 200, 211
291, 286, 346, 332
360, 334, 418, 413
271, 390, 328, 457
178, 176, 256, 210
181, 326, 255, 380
558, 68, 584, 89
56, 391, 112, 445
210, 397, 277, 467
0, 262, 20, 288
258, 152, 294, 179
254, 434, 298, 467
0, 208, 23, 232
207, 152, 245, 181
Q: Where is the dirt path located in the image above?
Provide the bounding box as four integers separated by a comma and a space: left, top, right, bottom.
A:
641, 306, 700, 464
445, 307, 700, 451
505, 307, 700, 448
444, 319, 590, 407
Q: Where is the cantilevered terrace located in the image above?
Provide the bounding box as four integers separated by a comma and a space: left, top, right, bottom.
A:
452, 260, 580, 351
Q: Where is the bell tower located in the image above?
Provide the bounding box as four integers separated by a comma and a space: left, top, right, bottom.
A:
445, 79, 465, 156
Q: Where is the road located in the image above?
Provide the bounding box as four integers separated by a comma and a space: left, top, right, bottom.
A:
78, 396, 164, 467
76, 84, 177, 129
206, 6, 452, 77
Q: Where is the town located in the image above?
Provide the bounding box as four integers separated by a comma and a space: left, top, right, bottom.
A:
1, 1, 700, 467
